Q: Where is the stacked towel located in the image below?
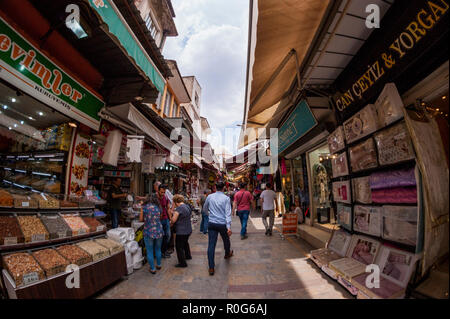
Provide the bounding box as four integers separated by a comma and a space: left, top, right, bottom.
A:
106, 229, 127, 245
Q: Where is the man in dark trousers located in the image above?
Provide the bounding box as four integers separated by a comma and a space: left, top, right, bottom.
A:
157, 184, 173, 258
202, 181, 233, 276
108, 178, 127, 229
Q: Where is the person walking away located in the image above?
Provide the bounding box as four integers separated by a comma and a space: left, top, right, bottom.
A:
202, 182, 233, 276
260, 183, 278, 236
199, 190, 210, 234
108, 178, 127, 229
157, 184, 172, 258
139, 194, 164, 274
170, 195, 193, 268
233, 182, 254, 240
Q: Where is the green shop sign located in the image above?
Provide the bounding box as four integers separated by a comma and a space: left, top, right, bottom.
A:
0, 17, 104, 130
88, 0, 165, 94
278, 100, 317, 154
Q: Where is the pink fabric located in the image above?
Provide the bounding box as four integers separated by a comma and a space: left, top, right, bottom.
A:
234, 190, 254, 211
371, 187, 417, 204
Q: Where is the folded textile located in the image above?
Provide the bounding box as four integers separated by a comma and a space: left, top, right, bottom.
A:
344, 104, 379, 143
370, 168, 416, 190
328, 126, 346, 154
352, 176, 372, 204
374, 122, 415, 165
125, 240, 139, 254
117, 227, 135, 241
107, 229, 127, 244
349, 138, 378, 172
372, 187, 417, 204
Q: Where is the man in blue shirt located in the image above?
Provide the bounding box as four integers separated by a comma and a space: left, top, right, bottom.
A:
202, 181, 233, 275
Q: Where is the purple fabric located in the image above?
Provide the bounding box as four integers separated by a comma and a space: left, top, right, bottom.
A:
371, 187, 417, 204
370, 168, 416, 190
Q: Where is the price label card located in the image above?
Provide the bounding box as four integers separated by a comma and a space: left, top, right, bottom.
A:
22, 202, 30, 207
32, 234, 46, 242
96, 225, 105, 232
58, 232, 67, 239
78, 228, 87, 235
3, 237, 17, 245
22, 272, 39, 286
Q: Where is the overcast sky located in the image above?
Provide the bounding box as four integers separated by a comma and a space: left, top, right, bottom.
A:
163, 0, 249, 156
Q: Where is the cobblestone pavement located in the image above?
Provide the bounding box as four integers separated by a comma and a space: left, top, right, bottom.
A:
96, 212, 352, 299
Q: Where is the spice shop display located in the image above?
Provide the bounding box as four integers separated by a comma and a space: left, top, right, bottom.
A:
0, 215, 24, 245
61, 214, 90, 236
76, 240, 110, 262
39, 215, 72, 239
31, 193, 60, 209
59, 197, 79, 208
374, 83, 404, 128
382, 206, 418, 246
56, 244, 93, 266
352, 177, 372, 204
353, 205, 382, 237
332, 180, 351, 204
11, 193, 38, 209
94, 238, 124, 255
32, 248, 69, 277
2, 252, 45, 287
349, 138, 378, 172
336, 203, 352, 231
343, 104, 379, 144
331, 152, 349, 178
0, 189, 13, 207
327, 126, 346, 154
81, 216, 106, 233
16, 215, 49, 243
374, 122, 415, 165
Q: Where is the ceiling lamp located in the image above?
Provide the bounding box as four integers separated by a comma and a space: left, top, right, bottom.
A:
68, 122, 77, 128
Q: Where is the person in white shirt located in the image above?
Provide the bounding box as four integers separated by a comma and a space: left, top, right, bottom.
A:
260, 183, 278, 236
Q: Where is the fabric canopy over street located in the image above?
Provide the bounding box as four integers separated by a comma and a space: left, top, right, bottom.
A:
99, 103, 181, 163
241, 0, 330, 148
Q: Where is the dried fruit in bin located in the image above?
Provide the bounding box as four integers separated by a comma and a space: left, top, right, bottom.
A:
0, 215, 24, 245
56, 244, 93, 266
3, 252, 46, 287
32, 248, 69, 277
16, 215, 49, 243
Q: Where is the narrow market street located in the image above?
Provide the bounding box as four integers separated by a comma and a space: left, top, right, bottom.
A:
97, 213, 351, 299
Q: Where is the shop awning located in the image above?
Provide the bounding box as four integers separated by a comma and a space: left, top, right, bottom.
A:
241, 0, 330, 146
87, 0, 166, 94
99, 103, 181, 163
240, 0, 394, 148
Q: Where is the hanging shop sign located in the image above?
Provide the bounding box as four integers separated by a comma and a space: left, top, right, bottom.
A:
278, 100, 317, 154
0, 17, 104, 130
88, 0, 165, 94
333, 0, 449, 122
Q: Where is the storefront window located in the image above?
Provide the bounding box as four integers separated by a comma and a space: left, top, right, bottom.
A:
307, 143, 333, 225
0, 82, 72, 196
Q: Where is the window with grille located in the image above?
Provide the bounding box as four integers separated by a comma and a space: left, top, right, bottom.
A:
172, 102, 179, 117
164, 91, 172, 116
144, 11, 162, 46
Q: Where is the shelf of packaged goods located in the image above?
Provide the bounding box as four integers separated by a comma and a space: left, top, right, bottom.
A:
1, 249, 126, 299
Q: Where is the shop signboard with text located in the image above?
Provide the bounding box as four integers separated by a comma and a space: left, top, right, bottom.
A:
278, 100, 317, 154
0, 17, 104, 130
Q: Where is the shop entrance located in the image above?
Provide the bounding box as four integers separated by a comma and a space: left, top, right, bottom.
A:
306, 142, 336, 229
